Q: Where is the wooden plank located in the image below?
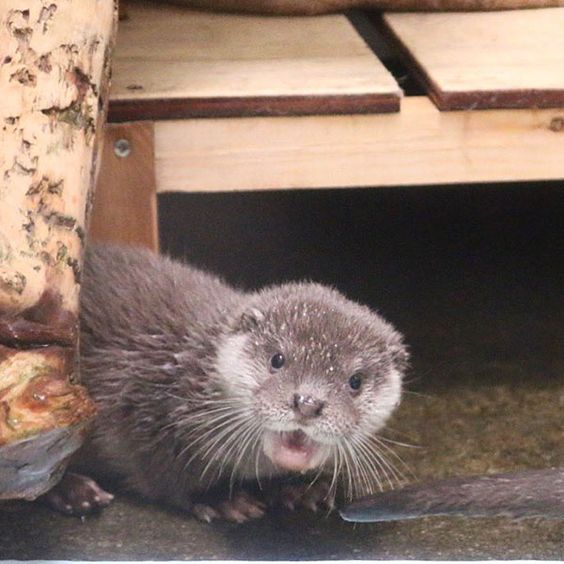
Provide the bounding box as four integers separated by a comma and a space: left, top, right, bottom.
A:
154, 96, 564, 192
382, 9, 564, 110
132, 0, 564, 13
108, 2, 401, 121
90, 122, 159, 252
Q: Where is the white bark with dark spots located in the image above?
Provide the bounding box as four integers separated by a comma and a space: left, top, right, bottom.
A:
0, 0, 117, 500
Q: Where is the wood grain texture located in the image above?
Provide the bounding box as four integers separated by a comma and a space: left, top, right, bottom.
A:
109, 94, 400, 122
164, 0, 564, 14
90, 122, 159, 251
108, 2, 400, 121
154, 96, 564, 192
383, 9, 564, 110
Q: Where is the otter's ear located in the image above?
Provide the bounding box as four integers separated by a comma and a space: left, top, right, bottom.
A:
237, 307, 265, 332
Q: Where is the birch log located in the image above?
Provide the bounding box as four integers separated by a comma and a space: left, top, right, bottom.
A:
0, 0, 117, 500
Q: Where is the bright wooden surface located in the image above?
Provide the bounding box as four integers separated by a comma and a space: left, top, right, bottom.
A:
108, 2, 401, 120
153, 96, 564, 192
90, 122, 159, 252
383, 8, 564, 110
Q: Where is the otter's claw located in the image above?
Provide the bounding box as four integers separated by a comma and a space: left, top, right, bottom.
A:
277, 480, 335, 513
193, 491, 266, 523
193, 503, 220, 523
41, 472, 114, 517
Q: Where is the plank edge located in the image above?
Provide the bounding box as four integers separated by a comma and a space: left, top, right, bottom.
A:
108, 93, 401, 122
380, 13, 564, 111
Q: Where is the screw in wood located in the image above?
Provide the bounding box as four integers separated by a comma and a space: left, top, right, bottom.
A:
114, 138, 131, 158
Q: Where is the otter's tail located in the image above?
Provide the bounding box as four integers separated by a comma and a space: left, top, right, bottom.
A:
340, 467, 564, 521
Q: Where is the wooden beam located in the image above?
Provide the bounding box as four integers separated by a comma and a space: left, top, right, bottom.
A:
90, 122, 159, 252
154, 97, 564, 193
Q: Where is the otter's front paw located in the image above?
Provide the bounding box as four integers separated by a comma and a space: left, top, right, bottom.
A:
193, 491, 266, 523
41, 472, 114, 517
272, 479, 336, 513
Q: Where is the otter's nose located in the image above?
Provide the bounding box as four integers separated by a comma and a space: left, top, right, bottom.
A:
293, 393, 325, 418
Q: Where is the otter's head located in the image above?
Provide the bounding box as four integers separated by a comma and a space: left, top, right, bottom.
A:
214, 282, 408, 496
216, 284, 407, 494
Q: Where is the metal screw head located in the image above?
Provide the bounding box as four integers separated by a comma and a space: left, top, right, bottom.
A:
114, 138, 131, 158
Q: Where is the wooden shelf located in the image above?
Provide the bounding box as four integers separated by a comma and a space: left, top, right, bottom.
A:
108, 2, 401, 120
97, 4, 564, 249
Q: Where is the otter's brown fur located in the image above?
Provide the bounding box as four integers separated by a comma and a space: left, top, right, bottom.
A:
45, 245, 408, 520
342, 467, 564, 520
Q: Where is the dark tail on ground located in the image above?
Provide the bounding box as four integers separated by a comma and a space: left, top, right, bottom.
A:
340, 467, 564, 521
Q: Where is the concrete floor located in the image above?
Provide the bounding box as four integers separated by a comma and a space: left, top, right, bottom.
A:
1, 182, 563, 559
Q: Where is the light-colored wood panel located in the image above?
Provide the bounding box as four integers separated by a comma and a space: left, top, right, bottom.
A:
91, 122, 159, 252
109, 2, 400, 119
154, 97, 564, 192
113, 58, 397, 99
145, 0, 564, 13
383, 9, 564, 110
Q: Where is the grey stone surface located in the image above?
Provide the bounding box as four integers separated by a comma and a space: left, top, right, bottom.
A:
1, 489, 563, 559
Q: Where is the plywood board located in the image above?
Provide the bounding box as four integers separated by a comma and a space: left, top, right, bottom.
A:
383, 9, 564, 110
108, 2, 401, 121
154, 97, 564, 192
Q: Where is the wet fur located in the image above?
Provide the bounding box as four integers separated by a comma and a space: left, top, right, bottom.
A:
74, 245, 408, 513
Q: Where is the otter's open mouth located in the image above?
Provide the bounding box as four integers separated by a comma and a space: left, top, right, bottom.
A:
263, 429, 326, 472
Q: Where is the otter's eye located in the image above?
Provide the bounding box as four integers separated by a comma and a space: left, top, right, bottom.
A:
348, 373, 363, 391
270, 353, 285, 370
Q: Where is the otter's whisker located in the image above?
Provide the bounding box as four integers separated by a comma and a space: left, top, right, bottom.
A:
200, 418, 255, 483
348, 439, 375, 497
198, 412, 253, 463
357, 433, 406, 488
328, 445, 341, 501
228, 418, 261, 474
254, 432, 264, 490
337, 440, 354, 501
223, 421, 263, 489
376, 435, 421, 449
229, 420, 263, 493
205, 411, 257, 478
352, 436, 389, 493
371, 435, 415, 480
183, 410, 253, 471
178, 410, 251, 467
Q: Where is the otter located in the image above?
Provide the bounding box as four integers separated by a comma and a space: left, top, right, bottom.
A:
43, 245, 408, 522
341, 467, 564, 520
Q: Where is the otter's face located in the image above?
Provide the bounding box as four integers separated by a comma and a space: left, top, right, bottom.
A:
214, 284, 407, 492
